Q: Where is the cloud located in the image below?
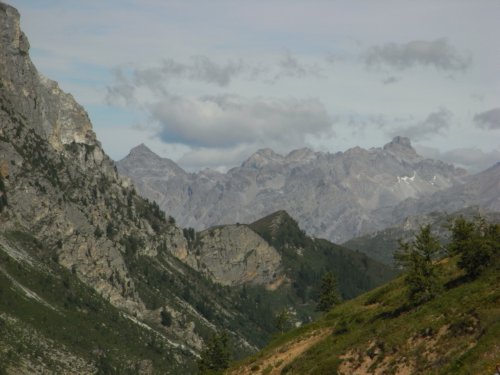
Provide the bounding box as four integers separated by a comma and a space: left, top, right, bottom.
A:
177, 144, 255, 171
275, 50, 322, 80
107, 55, 245, 101
365, 38, 471, 71
416, 145, 500, 173
382, 76, 399, 85
392, 108, 451, 141
150, 94, 333, 149
474, 108, 500, 130
106, 67, 138, 106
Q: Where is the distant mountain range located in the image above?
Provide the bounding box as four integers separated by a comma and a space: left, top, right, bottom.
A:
117, 137, 494, 243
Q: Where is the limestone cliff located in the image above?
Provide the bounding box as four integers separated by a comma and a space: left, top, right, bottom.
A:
185, 224, 283, 287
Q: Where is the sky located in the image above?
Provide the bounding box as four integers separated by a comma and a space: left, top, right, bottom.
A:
8, 0, 500, 172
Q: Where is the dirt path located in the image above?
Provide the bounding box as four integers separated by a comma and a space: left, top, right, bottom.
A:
229, 329, 331, 375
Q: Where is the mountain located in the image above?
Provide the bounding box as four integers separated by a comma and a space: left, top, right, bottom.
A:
375, 162, 500, 229
0, 4, 394, 372
162, 210, 396, 339
344, 207, 500, 265
118, 137, 468, 243
228, 249, 500, 374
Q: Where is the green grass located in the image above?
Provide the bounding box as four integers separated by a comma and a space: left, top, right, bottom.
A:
230, 256, 500, 374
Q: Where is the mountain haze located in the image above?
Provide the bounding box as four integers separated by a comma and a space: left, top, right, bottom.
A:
118, 137, 468, 243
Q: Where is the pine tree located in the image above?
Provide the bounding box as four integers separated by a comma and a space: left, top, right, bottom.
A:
197, 331, 231, 374
275, 308, 292, 333
316, 272, 341, 312
394, 225, 442, 305
448, 216, 500, 278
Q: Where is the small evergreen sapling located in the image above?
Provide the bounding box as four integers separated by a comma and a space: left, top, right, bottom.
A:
316, 272, 342, 312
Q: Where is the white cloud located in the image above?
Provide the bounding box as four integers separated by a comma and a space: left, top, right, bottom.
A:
151, 94, 333, 148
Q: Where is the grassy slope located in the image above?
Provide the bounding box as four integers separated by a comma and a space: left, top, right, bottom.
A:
0, 231, 194, 374
229, 256, 500, 374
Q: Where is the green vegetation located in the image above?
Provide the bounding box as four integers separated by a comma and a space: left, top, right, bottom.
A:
448, 216, 499, 279
230, 217, 500, 374
250, 211, 396, 303
316, 272, 341, 312
197, 331, 231, 374
0, 231, 194, 374
394, 225, 442, 305
0, 174, 6, 212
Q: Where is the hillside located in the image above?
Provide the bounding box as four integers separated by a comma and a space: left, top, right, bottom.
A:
229, 231, 500, 374
0, 3, 396, 372
343, 207, 500, 265
162, 210, 396, 340
117, 138, 468, 244
248, 211, 394, 299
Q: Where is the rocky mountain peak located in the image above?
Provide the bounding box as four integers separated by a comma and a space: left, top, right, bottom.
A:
119, 143, 186, 179
285, 147, 316, 162
241, 148, 284, 169
0, 3, 29, 55
0, 2, 96, 151
249, 210, 300, 240
128, 143, 160, 159
383, 136, 418, 159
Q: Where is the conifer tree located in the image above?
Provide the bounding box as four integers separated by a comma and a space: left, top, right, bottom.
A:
316, 272, 341, 312
275, 308, 292, 333
448, 216, 499, 278
197, 331, 231, 374
394, 225, 442, 305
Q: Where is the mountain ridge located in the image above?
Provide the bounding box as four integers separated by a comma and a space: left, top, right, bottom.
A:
118, 137, 470, 242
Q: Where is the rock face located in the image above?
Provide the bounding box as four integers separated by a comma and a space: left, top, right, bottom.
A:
186, 224, 283, 287
118, 137, 468, 243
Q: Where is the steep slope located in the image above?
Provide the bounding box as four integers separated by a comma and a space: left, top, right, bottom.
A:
118, 138, 468, 243
229, 253, 500, 374
0, 3, 292, 372
344, 207, 500, 265
248, 211, 395, 299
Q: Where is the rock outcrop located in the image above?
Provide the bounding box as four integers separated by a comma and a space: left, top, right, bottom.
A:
186, 224, 283, 287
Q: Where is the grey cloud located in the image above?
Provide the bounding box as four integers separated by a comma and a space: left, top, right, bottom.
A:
274, 50, 322, 80
392, 108, 452, 141
188, 56, 244, 86
365, 38, 471, 71
150, 95, 333, 148
474, 108, 500, 130
383, 76, 399, 85
108, 55, 245, 102
105, 67, 137, 106
416, 145, 500, 173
